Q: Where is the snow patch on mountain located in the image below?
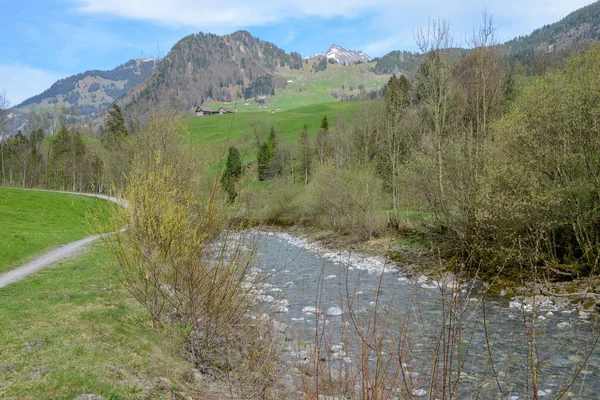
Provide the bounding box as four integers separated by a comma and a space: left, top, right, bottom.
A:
306, 44, 371, 66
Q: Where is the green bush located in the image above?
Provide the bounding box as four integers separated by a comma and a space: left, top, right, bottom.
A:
301, 163, 387, 239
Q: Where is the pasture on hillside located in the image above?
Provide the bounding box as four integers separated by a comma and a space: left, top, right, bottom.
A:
201, 61, 389, 114
187, 101, 364, 147
0, 188, 114, 273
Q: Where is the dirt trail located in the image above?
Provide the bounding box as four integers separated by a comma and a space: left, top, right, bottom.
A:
0, 190, 122, 289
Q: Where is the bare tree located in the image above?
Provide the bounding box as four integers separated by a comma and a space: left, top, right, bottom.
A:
0, 89, 10, 184
415, 19, 455, 201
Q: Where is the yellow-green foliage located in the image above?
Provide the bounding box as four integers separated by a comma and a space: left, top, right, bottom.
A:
102, 113, 285, 396
455, 44, 600, 267
302, 164, 387, 239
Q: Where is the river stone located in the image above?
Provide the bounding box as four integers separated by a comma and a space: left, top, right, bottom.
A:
557, 321, 571, 329
73, 395, 106, 400
578, 311, 590, 319
329, 344, 343, 352
273, 305, 289, 313
537, 389, 549, 397
411, 388, 427, 397
302, 306, 319, 314
326, 307, 343, 316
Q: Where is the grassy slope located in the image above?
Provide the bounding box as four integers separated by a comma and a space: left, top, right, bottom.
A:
0, 188, 114, 273
201, 61, 389, 114
0, 244, 203, 399
272, 62, 388, 110
188, 101, 362, 147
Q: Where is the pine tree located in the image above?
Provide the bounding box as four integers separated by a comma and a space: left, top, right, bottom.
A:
221, 146, 242, 201
257, 127, 278, 181
321, 116, 329, 132
385, 74, 410, 117
102, 104, 128, 150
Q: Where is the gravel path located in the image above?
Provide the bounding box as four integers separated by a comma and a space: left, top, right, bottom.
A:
0, 190, 123, 289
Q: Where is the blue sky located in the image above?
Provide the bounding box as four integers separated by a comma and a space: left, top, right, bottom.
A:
0, 0, 593, 106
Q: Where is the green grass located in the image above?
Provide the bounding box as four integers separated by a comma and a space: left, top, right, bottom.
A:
0, 188, 115, 273
272, 62, 389, 111
188, 101, 364, 148
0, 244, 201, 399
196, 62, 389, 115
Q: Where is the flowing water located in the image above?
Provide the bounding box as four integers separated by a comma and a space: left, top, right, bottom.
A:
247, 230, 600, 399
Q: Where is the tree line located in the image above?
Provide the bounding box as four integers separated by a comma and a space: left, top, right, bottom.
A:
0, 104, 131, 194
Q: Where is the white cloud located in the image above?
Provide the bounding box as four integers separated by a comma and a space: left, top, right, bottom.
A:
73, 0, 383, 30
0, 65, 63, 106
72, 0, 593, 30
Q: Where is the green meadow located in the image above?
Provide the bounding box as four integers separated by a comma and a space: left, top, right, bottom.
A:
0, 244, 201, 399
0, 188, 114, 273
188, 101, 363, 147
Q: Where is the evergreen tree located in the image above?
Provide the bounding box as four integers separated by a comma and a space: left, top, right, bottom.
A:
102, 104, 128, 150
221, 146, 242, 201
321, 116, 329, 132
385, 74, 411, 117
257, 127, 278, 181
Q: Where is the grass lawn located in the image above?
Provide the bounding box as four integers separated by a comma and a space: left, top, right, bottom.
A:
0, 188, 115, 273
0, 244, 203, 399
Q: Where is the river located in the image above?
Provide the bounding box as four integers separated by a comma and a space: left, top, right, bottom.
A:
246, 230, 600, 399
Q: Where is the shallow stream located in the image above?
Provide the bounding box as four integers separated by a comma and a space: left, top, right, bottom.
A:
249, 230, 600, 399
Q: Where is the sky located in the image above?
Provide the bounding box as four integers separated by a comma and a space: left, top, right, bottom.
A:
0, 0, 594, 106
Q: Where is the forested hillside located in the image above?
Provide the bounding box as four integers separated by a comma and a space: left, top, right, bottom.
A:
17, 58, 158, 116
506, 0, 600, 54
126, 30, 303, 113
373, 51, 424, 75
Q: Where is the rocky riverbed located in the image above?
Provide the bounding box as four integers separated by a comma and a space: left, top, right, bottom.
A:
243, 229, 600, 399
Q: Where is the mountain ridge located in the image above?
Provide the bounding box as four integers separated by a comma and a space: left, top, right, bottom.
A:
16, 58, 158, 116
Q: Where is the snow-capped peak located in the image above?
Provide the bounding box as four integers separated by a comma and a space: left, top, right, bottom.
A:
305, 44, 372, 66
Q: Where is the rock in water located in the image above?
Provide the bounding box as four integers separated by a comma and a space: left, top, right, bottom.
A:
326, 307, 343, 316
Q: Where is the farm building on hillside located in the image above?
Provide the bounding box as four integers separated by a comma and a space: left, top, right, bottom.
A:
270, 110, 277, 114
195, 105, 216, 116
218, 107, 236, 114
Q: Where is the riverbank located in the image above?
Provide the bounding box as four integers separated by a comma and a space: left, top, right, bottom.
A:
253, 223, 600, 316
249, 228, 600, 399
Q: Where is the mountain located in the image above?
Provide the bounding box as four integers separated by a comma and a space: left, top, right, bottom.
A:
505, 1, 600, 55
306, 45, 371, 66
372, 51, 425, 75
17, 58, 159, 116
124, 30, 303, 112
